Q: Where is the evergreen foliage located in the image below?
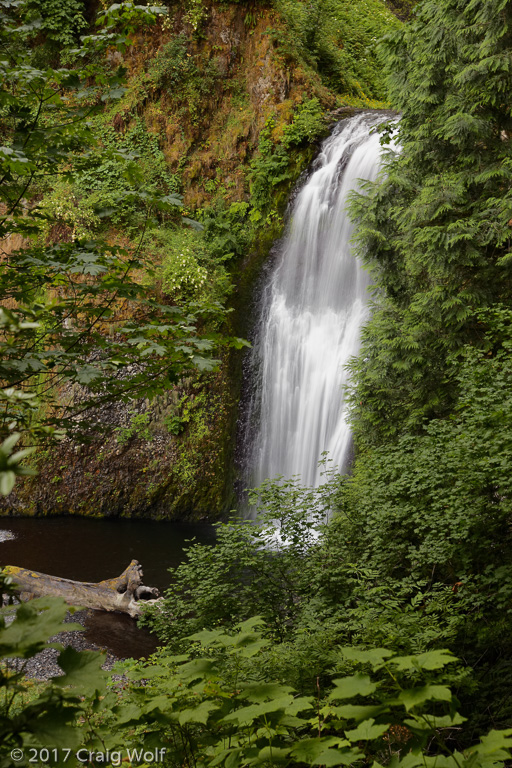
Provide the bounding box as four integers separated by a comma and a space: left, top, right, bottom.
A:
349, 0, 512, 445
275, 0, 399, 99
340, 0, 512, 736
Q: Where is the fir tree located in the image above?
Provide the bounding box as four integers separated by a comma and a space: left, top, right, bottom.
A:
350, 0, 512, 445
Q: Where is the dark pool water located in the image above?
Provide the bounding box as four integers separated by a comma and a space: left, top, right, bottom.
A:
0, 516, 216, 658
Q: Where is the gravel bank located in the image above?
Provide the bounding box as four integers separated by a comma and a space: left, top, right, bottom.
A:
6, 609, 122, 681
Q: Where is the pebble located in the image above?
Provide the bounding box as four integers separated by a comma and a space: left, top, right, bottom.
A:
5, 609, 123, 681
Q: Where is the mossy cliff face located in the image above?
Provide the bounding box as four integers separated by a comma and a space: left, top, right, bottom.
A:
1, 0, 397, 520
111, 2, 332, 207
6, 368, 236, 520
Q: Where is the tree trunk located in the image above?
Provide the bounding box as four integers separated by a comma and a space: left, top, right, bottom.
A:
3, 560, 160, 619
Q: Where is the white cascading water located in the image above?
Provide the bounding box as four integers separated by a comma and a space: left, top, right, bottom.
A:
246, 112, 390, 496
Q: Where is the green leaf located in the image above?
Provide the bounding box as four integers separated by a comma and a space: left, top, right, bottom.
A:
31, 708, 84, 749
332, 704, 387, 722
473, 728, 512, 759
222, 696, 294, 724
241, 682, 295, 703
404, 712, 466, 730
0, 598, 72, 658
114, 702, 145, 724
395, 685, 452, 711
345, 718, 389, 742
256, 746, 290, 763
329, 674, 377, 700
188, 627, 228, 646
178, 700, 219, 725
0, 470, 16, 495
52, 647, 108, 693
101, 86, 126, 101
391, 650, 457, 672
339, 647, 394, 668
291, 738, 361, 765
177, 657, 216, 681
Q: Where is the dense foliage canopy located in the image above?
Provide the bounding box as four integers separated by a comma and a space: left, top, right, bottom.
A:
0, 0, 238, 451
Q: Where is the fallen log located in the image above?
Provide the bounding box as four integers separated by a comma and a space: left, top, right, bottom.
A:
2, 560, 160, 619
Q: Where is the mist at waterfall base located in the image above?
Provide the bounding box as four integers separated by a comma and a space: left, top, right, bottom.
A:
244, 113, 393, 507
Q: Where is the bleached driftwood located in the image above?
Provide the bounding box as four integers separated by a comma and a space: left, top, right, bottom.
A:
3, 559, 160, 619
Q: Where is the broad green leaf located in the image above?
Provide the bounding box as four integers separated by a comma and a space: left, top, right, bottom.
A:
398, 752, 429, 768
345, 718, 389, 741
52, 647, 108, 693
395, 684, 452, 711
329, 674, 377, 700
210, 748, 238, 767
178, 700, 219, 725
0, 470, 16, 495
0, 598, 74, 657
315, 749, 363, 766
188, 628, 227, 646
225, 749, 242, 768
256, 746, 290, 763
391, 650, 457, 671
285, 696, 314, 716
113, 702, 144, 725
144, 694, 174, 713
291, 737, 362, 764
222, 696, 294, 724
339, 647, 394, 668
404, 712, 466, 730
177, 657, 216, 681
422, 757, 466, 768
332, 703, 387, 722
473, 728, 512, 758
31, 708, 84, 749
241, 682, 295, 702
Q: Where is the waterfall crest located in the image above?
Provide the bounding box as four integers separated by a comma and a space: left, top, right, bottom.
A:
245, 113, 390, 496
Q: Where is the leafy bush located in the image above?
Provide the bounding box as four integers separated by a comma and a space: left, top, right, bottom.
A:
162, 247, 209, 300
72, 118, 180, 230
23, 0, 87, 48
147, 34, 193, 90
114, 620, 512, 768
249, 100, 327, 221
150, 225, 232, 307
34, 182, 98, 242
274, 0, 398, 99
281, 98, 326, 148
201, 201, 252, 261
143, 473, 338, 647
115, 410, 152, 444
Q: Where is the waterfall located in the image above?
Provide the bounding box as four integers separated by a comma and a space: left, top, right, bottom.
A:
245, 112, 391, 498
